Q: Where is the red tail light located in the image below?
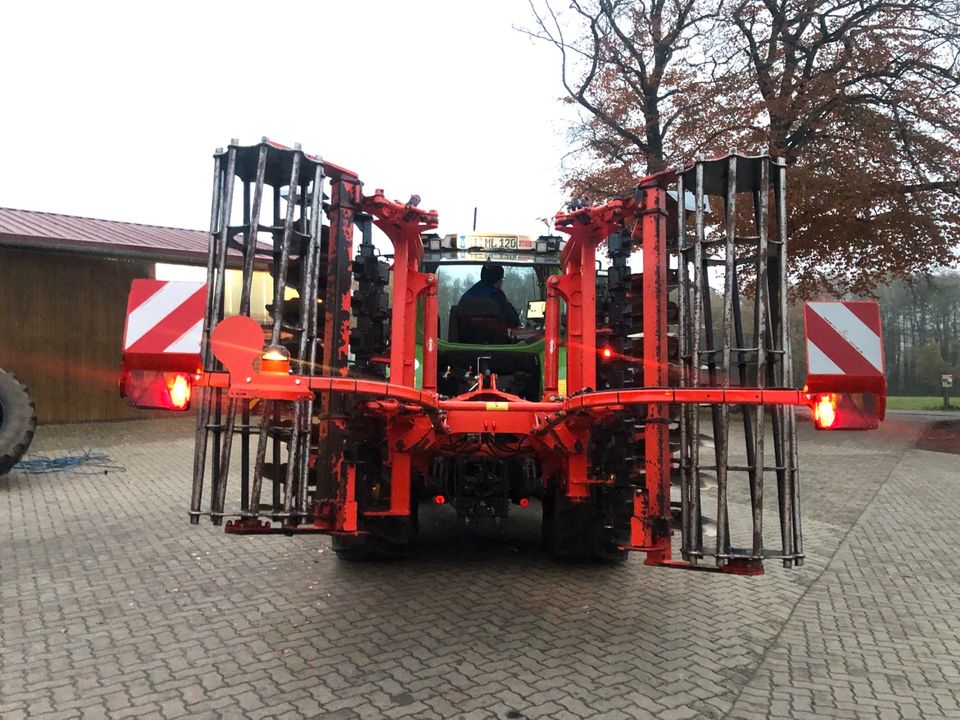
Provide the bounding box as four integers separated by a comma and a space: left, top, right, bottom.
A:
121, 369, 194, 411
167, 373, 192, 410
600, 345, 613, 359
807, 391, 881, 430
812, 393, 838, 430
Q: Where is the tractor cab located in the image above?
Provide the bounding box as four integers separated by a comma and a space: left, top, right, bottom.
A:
420, 233, 564, 401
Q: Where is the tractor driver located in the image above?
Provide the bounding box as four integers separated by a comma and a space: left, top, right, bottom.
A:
455, 263, 521, 343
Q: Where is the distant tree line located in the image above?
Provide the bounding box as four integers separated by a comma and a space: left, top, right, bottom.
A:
694, 273, 959, 396
876, 272, 960, 395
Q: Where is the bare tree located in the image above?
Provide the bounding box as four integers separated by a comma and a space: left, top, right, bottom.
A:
524, 0, 717, 179
527, 0, 960, 295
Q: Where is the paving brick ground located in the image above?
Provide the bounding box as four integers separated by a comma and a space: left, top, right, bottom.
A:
1, 414, 957, 719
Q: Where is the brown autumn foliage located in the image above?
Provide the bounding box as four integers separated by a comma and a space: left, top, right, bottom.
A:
525, 0, 960, 296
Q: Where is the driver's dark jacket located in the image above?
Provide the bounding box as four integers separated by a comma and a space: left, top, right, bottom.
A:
458, 280, 520, 327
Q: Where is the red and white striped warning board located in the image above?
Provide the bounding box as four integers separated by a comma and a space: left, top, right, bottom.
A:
803, 301, 884, 378
123, 279, 207, 355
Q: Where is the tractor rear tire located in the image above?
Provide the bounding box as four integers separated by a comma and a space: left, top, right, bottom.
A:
332, 514, 417, 561
542, 486, 627, 563
0, 370, 36, 477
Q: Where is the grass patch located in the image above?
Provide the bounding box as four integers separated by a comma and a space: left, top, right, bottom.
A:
887, 396, 960, 411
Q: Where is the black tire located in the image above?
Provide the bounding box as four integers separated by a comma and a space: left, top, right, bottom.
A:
332, 514, 417, 561
542, 485, 627, 563
0, 370, 36, 477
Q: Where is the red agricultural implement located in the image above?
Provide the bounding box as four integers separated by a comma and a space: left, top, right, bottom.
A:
121, 139, 885, 572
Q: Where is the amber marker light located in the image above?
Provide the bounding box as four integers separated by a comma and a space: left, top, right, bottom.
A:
261, 345, 291, 374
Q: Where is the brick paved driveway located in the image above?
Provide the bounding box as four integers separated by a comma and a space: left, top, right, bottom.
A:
1, 415, 958, 719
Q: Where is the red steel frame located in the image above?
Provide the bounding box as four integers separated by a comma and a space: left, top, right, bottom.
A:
197, 166, 827, 570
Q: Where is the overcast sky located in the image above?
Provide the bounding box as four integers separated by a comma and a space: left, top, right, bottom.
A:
1, 1, 577, 238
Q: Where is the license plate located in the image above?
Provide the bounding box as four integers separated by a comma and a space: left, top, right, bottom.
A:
483, 236, 518, 250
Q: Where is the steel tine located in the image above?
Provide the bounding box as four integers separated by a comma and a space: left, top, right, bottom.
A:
750, 158, 771, 560
731, 257, 762, 561
212, 404, 238, 524
676, 173, 689, 558
209, 150, 233, 518
211, 144, 269, 523
788, 404, 802, 565
282, 402, 302, 525
695, 169, 723, 530
201, 151, 225, 367
240, 400, 250, 513
299, 286, 324, 515
295, 421, 311, 518
238, 148, 268, 513
775, 405, 790, 560
676, 173, 694, 560
760, 173, 790, 562
206, 143, 239, 523
210, 142, 239, 358
302, 221, 326, 484
289, 170, 322, 520
307, 173, 327, 348
729, 249, 761, 561
271, 406, 283, 514
771, 157, 797, 565
690, 158, 716, 555
297, 162, 326, 518
247, 185, 284, 519
763, 285, 791, 562
691, 160, 707, 558
191, 150, 226, 523
712, 153, 736, 563
241, 179, 251, 513
289, 174, 310, 525
240, 144, 268, 315
271, 148, 303, 344
248, 400, 273, 516
703, 273, 723, 557
274, 149, 304, 520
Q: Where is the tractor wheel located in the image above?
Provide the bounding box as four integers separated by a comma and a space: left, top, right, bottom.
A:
542, 485, 627, 563
0, 370, 36, 477
332, 513, 418, 561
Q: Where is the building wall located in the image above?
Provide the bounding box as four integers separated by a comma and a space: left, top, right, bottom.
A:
0, 247, 157, 423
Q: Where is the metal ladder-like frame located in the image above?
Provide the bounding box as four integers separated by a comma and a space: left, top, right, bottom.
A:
676, 153, 803, 568
189, 139, 326, 528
